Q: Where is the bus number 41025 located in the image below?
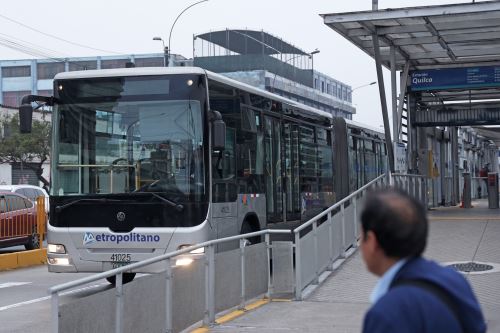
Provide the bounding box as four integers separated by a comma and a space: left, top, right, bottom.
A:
110, 254, 131, 262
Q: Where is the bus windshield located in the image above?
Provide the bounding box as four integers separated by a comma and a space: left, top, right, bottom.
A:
51, 75, 207, 202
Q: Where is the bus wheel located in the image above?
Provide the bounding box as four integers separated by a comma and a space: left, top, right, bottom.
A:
106, 273, 136, 284
25, 227, 40, 250
241, 220, 261, 245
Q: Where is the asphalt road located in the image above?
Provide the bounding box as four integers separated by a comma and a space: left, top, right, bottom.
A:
0, 264, 108, 333
0, 240, 47, 254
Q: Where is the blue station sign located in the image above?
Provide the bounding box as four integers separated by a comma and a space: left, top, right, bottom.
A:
410, 66, 500, 91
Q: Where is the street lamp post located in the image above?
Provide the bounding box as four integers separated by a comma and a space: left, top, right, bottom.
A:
154, 0, 208, 67
337, 81, 376, 120
310, 48, 320, 88
152, 37, 168, 67
272, 49, 320, 93
351, 81, 377, 93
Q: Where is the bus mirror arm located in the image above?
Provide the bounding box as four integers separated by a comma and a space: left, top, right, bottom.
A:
209, 110, 226, 150
19, 95, 57, 134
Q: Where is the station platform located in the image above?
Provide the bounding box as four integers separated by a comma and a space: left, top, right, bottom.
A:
203, 199, 500, 333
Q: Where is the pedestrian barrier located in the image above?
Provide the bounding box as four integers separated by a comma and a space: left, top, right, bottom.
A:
48, 172, 435, 332
391, 173, 428, 208
472, 177, 488, 200
36, 196, 47, 247
292, 174, 387, 300
48, 229, 291, 333
0, 195, 45, 250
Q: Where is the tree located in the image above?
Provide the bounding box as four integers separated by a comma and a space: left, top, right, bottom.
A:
0, 113, 51, 191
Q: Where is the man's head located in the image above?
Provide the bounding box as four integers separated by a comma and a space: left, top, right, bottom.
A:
360, 188, 428, 276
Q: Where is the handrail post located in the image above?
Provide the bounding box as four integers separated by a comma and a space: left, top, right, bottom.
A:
353, 196, 358, 248
313, 220, 319, 284
51, 292, 59, 333
204, 244, 216, 326
265, 233, 272, 299
294, 231, 302, 300
327, 210, 334, 266
340, 204, 346, 257
240, 238, 247, 308
115, 273, 123, 333
165, 258, 173, 333
36, 196, 45, 248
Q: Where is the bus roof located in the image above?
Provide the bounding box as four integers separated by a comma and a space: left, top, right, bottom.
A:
55, 67, 384, 137
345, 118, 385, 136
55, 67, 334, 121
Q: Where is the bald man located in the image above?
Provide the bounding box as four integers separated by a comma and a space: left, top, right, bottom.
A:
360, 188, 486, 333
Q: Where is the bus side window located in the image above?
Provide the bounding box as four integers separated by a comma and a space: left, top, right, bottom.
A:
212, 128, 237, 202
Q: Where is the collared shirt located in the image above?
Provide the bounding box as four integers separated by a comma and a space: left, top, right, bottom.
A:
370, 259, 407, 304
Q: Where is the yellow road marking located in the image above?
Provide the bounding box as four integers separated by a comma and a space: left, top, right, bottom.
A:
244, 298, 270, 311
190, 298, 292, 332
215, 309, 246, 324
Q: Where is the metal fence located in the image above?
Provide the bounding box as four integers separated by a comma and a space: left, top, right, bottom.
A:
49, 172, 438, 331
292, 174, 387, 300
48, 229, 291, 333
391, 173, 428, 207
472, 177, 488, 200
0, 195, 46, 249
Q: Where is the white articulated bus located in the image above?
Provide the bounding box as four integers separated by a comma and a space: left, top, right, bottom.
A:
19, 67, 386, 283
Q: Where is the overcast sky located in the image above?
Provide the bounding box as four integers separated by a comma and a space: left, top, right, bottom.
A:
0, 0, 486, 127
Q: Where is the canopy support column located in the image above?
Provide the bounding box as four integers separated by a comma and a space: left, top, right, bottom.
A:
451, 127, 459, 205
372, 31, 395, 173
391, 46, 398, 143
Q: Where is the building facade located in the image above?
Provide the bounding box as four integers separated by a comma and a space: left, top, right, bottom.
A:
0, 53, 191, 107
193, 29, 355, 119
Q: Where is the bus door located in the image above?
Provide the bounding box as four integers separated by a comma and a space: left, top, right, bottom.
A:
283, 122, 301, 221
264, 116, 283, 222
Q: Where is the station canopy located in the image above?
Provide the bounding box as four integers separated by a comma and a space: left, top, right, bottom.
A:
321, 1, 500, 70
195, 29, 309, 56
321, 1, 500, 138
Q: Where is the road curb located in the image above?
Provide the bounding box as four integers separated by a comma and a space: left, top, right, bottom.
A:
0, 249, 47, 271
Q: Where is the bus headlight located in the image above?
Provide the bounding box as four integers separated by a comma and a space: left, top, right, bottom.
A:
178, 245, 205, 255
175, 258, 194, 266
48, 244, 66, 254
48, 258, 70, 265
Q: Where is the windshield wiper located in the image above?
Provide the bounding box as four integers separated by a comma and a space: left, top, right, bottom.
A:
55, 198, 124, 213
148, 193, 184, 212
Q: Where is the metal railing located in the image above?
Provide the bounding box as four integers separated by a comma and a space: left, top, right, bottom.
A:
36, 196, 46, 248
48, 172, 440, 331
391, 173, 428, 207
48, 229, 290, 333
293, 174, 387, 300
472, 177, 488, 199
0, 195, 45, 249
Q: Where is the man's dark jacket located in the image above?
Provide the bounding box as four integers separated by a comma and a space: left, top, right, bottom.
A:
362, 257, 486, 333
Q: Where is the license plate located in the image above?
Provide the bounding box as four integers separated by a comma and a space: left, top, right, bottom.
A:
103, 261, 134, 270
104, 253, 133, 270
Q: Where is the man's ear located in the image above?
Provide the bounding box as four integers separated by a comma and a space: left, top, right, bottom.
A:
364, 230, 379, 252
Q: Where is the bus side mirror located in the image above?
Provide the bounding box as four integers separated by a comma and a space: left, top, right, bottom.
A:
211, 110, 226, 150
19, 104, 33, 133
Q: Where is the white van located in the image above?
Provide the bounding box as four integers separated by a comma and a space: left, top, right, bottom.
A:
0, 185, 49, 216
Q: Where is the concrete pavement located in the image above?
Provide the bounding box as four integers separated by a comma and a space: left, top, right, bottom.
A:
202, 199, 500, 333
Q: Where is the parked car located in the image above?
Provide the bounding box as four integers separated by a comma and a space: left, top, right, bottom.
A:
0, 191, 39, 250
0, 185, 49, 217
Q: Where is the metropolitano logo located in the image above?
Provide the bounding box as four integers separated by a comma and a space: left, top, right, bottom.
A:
83, 232, 96, 246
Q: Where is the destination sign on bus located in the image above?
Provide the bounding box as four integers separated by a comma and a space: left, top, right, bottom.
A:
410, 66, 500, 91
